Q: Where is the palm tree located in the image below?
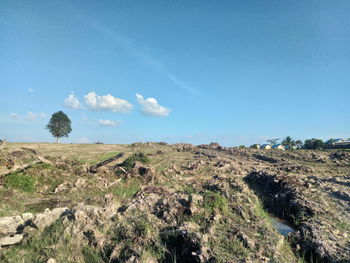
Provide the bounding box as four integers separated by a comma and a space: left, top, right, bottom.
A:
282, 136, 295, 149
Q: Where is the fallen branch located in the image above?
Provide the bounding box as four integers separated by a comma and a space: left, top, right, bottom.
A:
0, 148, 53, 177
113, 166, 127, 174
21, 147, 53, 165
89, 153, 124, 173
1, 159, 42, 177
96, 178, 122, 191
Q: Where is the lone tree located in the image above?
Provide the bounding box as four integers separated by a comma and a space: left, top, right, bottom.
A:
46, 111, 72, 143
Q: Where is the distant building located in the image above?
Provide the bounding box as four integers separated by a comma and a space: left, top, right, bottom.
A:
333, 140, 350, 148
285, 145, 297, 150
272, 144, 285, 150
260, 144, 271, 150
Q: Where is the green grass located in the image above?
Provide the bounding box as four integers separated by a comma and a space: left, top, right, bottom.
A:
110, 212, 164, 261
97, 151, 120, 162
5, 172, 36, 193
108, 179, 141, 199
182, 185, 197, 195
203, 191, 229, 215
82, 246, 103, 263
0, 220, 73, 263
255, 198, 270, 221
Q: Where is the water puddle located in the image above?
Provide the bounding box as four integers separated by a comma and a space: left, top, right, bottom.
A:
25, 200, 71, 213
268, 214, 295, 236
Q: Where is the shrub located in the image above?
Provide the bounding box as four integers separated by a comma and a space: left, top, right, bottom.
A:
118, 153, 149, 171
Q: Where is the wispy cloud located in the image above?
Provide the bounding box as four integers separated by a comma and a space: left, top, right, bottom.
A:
10, 112, 47, 121
77, 137, 89, 143
99, 119, 122, 127
28, 88, 34, 93
77, 15, 196, 95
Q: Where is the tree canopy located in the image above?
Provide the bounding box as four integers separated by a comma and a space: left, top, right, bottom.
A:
46, 111, 72, 142
304, 138, 324, 150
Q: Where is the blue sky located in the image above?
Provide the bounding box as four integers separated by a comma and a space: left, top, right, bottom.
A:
1, 0, 349, 146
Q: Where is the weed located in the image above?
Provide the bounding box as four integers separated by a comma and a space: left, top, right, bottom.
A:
5, 172, 36, 193
182, 185, 197, 195
255, 198, 270, 221
82, 246, 102, 263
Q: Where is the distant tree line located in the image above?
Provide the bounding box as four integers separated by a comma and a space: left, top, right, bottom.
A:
250, 136, 350, 150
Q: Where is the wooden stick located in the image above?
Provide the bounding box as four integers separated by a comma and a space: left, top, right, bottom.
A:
89, 153, 124, 173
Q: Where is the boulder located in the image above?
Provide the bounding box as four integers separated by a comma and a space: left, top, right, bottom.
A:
34, 207, 69, 229
0, 234, 24, 247
0, 216, 24, 236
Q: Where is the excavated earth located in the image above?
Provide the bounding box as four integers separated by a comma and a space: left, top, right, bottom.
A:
0, 142, 349, 263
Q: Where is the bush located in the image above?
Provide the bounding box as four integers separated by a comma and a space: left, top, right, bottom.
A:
118, 153, 149, 171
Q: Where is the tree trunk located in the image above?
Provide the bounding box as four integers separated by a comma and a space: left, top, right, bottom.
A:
56, 137, 58, 143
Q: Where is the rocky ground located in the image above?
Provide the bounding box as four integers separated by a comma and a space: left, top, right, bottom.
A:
0, 142, 349, 263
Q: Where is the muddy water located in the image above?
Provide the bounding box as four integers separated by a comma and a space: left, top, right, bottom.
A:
268, 214, 295, 236
25, 200, 71, 213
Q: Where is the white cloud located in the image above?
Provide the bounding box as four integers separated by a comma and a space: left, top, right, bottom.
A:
98, 119, 121, 127
10, 113, 21, 119
10, 112, 46, 121
77, 137, 89, 143
64, 94, 82, 109
135, 93, 170, 117
84, 91, 133, 113
28, 88, 34, 92
38, 112, 47, 118
25, 112, 36, 121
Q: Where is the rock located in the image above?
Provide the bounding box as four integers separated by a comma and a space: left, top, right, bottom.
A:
189, 194, 203, 214
0, 215, 25, 236
54, 181, 71, 193
0, 234, 24, 246
47, 258, 56, 263
237, 232, 255, 249
22, 213, 34, 221
74, 178, 86, 188
34, 207, 69, 229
